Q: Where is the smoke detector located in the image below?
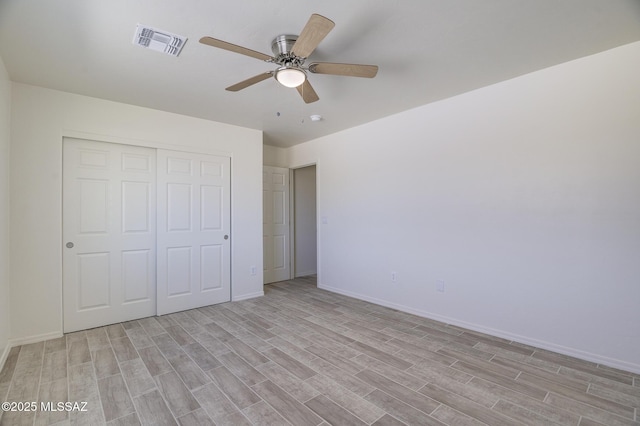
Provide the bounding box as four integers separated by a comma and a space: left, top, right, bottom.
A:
133, 24, 187, 57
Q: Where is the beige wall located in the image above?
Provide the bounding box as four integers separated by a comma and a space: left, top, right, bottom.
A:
294, 165, 317, 277
0, 55, 10, 365
4, 41, 639, 374
288, 42, 640, 373
263, 144, 288, 168
9, 84, 264, 344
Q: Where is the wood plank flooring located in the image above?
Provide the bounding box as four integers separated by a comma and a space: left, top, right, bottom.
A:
1, 276, 638, 425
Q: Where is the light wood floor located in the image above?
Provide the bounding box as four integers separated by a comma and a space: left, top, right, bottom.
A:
1, 276, 638, 425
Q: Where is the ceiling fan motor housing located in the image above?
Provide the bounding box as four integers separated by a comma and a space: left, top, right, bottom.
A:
271, 34, 306, 68
271, 34, 298, 56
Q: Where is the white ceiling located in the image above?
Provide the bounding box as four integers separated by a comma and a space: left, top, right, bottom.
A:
1, 0, 639, 147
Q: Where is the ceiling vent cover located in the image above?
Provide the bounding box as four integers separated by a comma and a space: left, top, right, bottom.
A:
133, 24, 187, 57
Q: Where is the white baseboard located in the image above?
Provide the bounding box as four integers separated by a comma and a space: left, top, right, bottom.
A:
8, 331, 63, 348
0, 344, 9, 373
232, 291, 264, 302
318, 283, 640, 375
295, 270, 317, 278
0, 331, 63, 372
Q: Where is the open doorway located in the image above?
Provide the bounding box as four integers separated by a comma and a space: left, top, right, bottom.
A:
292, 165, 317, 279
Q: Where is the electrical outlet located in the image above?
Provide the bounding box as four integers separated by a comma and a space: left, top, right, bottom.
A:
250, 266, 257, 276
391, 272, 397, 282
436, 280, 445, 292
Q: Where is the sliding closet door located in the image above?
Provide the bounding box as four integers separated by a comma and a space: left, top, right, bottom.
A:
156, 150, 231, 315
63, 138, 156, 332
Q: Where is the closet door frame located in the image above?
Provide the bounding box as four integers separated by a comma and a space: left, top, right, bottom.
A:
62, 134, 233, 331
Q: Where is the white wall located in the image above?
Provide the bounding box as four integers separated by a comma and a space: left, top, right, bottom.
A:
9, 84, 263, 343
263, 144, 288, 168
294, 166, 317, 277
288, 41, 640, 373
0, 56, 10, 366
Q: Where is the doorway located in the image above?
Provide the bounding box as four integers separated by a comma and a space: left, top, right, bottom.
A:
292, 165, 317, 278
263, 164, 317, 284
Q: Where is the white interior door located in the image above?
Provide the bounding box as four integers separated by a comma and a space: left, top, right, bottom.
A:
263, 166, 290, 284
63, 138, 156, 332
157, 150, 231, 315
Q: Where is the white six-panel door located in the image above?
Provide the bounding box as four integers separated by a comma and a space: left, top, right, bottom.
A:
156, 150, 231, 315
64, 140, 232, 331
63, 138, 156, 332
263, 166, 290, 284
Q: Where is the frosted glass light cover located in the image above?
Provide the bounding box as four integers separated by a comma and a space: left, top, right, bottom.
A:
276, 67, 306, 88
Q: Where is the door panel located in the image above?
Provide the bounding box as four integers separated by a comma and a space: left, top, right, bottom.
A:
77, 252, 110, 310
263, 166, 290, 284
63, 138, 156, 332
201, 245, 223, 290
167, 183, 192, 231
157, 150, 231, 315
122, 249, 152, 302
79, 179, 109, 233
122, 182, 151, 232
273, 235, 286, 268
166, 246, 192, 296
201, 186, 222, 230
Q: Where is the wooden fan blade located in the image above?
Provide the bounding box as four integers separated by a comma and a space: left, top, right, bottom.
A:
296, 80, 319, 103
199, 36, 273, 61
309, 62, 378, 78
226, 72, 274, 92
291, 14, 335, 58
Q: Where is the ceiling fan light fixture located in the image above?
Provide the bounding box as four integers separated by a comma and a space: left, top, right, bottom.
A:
275, 66, 306, 88
200, 14, 376, 103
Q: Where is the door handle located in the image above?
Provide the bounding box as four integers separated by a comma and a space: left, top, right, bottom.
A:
224, 235, 229, 240
66, 242, 74, 248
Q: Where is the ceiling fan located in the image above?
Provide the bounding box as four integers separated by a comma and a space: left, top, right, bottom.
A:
199, 14, 378, 103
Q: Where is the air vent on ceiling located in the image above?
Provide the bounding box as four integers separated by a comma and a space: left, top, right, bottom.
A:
133, 24, 187, 57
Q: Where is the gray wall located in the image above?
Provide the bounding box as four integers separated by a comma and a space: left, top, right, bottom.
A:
294, 166, 317, 277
